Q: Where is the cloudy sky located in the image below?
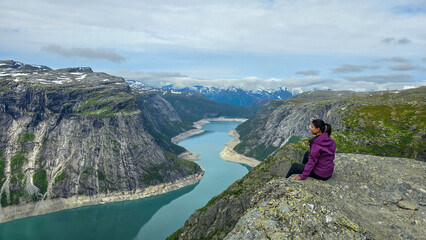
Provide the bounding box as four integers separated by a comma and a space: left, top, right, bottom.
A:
1, 0, 425, 91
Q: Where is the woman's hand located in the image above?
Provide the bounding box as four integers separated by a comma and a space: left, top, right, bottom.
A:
292, 176, 302, 180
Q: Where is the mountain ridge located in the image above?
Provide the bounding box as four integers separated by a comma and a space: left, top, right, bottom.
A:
173, 85, 297, 107
234, 88, 425, 161
126, 79, 298, 108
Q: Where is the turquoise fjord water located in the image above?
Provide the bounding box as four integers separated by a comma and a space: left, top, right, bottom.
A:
0, 121, 250, 240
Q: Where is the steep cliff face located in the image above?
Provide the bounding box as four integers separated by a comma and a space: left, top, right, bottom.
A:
235, 88, 425, 161
138, 93, 191, 154
0, 60, 202, 222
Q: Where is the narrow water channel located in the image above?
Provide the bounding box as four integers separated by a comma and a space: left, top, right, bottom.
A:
0, 121, 250, 240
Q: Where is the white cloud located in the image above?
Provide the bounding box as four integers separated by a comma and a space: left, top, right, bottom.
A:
332, 64, 380, 74
381, 37, 412, 44
389, 63, 422, 71
41, 45, 125, 62
398, 38, 412, 44
110, 70, 425, 92
344, 73, 413, 83
1, 0, 425, 56
295, 70, 319, 76
379, 57, 411, 63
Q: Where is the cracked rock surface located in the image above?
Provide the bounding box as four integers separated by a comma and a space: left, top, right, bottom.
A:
172, 152, 425, 240
226, 154, 425, 240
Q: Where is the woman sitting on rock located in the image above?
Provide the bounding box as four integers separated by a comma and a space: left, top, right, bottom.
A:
285, 119, 336, 180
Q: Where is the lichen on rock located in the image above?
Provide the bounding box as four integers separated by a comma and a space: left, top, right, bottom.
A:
172, 149, 425, 240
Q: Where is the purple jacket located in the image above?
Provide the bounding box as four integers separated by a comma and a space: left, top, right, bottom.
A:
300, 133, 336, 180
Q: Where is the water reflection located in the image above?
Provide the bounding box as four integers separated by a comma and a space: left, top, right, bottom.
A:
0, 183, 198, 240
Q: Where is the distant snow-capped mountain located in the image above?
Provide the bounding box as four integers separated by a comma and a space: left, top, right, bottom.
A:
126, 79, 302, 107
165, 85, 299, 106
126, 80, 198, 98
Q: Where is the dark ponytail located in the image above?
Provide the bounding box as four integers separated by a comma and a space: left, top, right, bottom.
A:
324, 123, 332, 136
312, 119, 332, 136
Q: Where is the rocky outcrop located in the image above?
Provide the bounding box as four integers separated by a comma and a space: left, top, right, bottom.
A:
226, 154, 425, 239
0, 60, 203, 222
169, 146, 426, 239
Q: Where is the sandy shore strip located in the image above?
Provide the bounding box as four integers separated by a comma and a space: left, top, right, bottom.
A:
172, 117, 249, 161
178, 151, 200, 161
171, 117, 248, 145
171, 119, 209, 144
219, 129, 261, 167
0, 171, 204, 223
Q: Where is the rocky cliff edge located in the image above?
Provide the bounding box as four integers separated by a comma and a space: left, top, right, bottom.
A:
170, 145, 425, 240
226, 153, 425, 240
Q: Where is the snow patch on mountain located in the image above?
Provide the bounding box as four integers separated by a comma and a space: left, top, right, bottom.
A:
125, 78, 300, 107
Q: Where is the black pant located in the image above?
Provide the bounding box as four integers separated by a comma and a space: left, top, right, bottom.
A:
285, 151, 330, 180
